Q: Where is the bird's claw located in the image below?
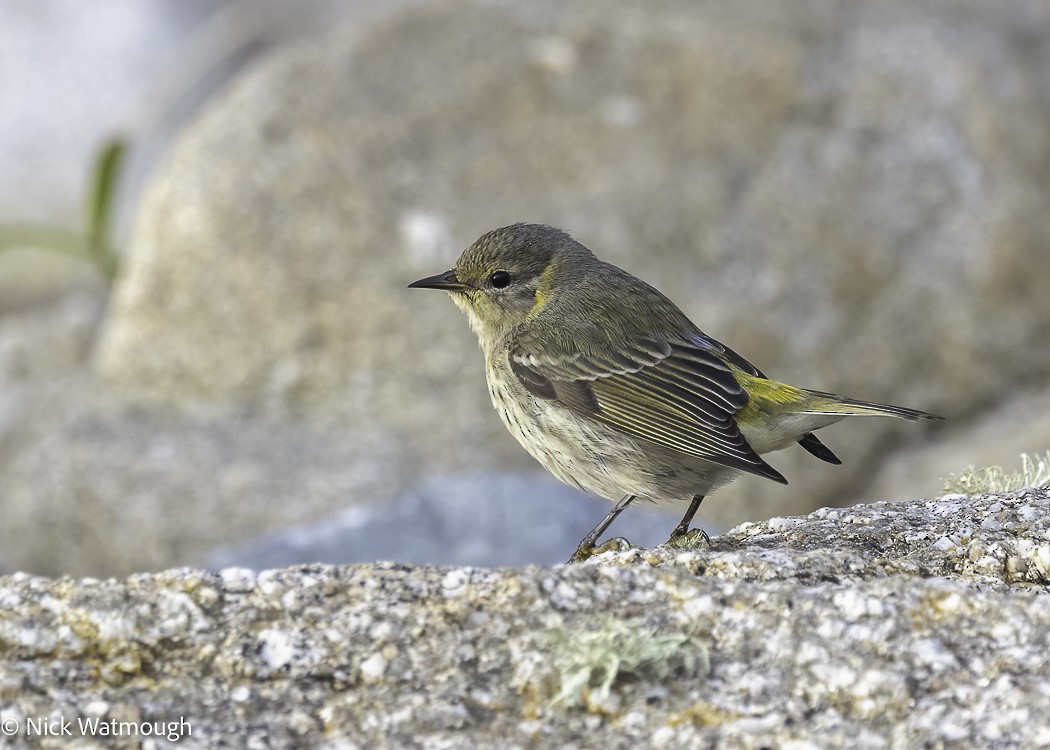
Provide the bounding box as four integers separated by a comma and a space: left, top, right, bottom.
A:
666, 527, 710, 549
567, 536, 632, 563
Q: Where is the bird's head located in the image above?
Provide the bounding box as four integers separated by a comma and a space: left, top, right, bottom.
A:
409, 223, 596, 347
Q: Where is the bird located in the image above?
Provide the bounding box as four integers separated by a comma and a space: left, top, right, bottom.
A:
408, 223, 941, 562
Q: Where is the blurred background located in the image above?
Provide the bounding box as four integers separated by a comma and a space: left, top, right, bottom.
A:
2, 0, 1048, 577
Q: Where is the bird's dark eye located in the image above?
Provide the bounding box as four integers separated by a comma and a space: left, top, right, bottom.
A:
489, 271, 512, 289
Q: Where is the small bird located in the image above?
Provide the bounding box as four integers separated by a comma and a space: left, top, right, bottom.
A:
409, 223, 941, 562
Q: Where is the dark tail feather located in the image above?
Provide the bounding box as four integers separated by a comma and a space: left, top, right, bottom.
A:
797, 432, 842, 465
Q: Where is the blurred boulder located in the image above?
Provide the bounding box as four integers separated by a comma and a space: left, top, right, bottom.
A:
0, 295, 408, 576
87, 0, 1050, 532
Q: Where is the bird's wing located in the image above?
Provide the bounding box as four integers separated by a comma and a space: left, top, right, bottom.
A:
510, 336, 787, 483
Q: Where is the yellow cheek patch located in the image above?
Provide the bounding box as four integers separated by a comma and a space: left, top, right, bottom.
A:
528, 289, 549, 319
526, 265, 556, 320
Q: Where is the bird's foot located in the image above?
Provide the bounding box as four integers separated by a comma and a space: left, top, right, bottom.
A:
566, 536, 632, 563
666, 527, 710, 550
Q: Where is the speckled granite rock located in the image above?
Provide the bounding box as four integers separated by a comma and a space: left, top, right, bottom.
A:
1, 490, 1047, 749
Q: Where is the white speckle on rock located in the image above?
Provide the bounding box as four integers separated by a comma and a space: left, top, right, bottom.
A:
17, 627, 39, 648
0, 588, 21, 608
289, 709, 315, 735
939, 493, 968, 502
257, 570, 284, 597
220, 567, 256, 593
40, 594, 66, 614
933, 501, 963, 517
912, 638, 959, 671
796, 642, 828, 665
96, 614, 135, 642
939, 719, 970, 741
360, 652, 388, 682
810, 661, 856, 690
442, 569, 470, 597
767, 516, 802, 531
550, 581, 578, 609
82, 700, 109, 717
231, 685, 251, 703
832, 589, 885, 619
159, 590, 209, 635
682, 594, 715, 619
932, 591, 964, 614
1018, 505, 1040, 522
619, 710, 646, 729
1033, 726, 1050, 747
195, 586, 219, 608
651, 726, 677, 747
281, 589, 300, 609
258, 629, 296, 670
369, 621, 394, 641
933, 536, 957, 551
973, 555, 1002, 573
816, 618, 846, 641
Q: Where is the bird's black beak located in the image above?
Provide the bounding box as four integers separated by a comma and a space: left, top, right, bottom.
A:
407, 269, 471, 292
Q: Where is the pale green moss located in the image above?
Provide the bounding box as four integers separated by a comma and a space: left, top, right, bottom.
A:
540, 618, 708, 709
943, 451, 1050, 495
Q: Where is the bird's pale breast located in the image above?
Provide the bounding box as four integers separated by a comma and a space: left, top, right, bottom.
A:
484, 354, 737, 506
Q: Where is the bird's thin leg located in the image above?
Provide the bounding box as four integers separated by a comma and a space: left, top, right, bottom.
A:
567, 495, 635, 563
667, 494, 708, 544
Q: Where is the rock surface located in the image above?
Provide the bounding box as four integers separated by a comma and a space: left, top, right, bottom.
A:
1, 490, 1048, 749
94, 0, 1050, 527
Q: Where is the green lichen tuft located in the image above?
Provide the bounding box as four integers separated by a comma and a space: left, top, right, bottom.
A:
943, 451, 1050, 495
538, 617, 708, 709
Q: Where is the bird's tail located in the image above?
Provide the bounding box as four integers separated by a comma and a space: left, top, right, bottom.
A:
800, 390, 942, 422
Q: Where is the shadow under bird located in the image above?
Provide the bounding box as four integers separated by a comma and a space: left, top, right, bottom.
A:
409, 223, 942, 562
